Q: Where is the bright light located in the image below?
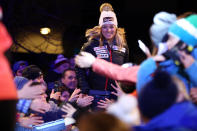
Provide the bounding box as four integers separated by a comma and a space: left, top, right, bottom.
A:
40, 27, 51, 35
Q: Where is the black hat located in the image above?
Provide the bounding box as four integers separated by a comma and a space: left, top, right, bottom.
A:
22, 65, 43, 80
138, 71, 178, 119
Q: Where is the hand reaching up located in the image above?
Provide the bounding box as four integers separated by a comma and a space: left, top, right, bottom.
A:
18, 81, 46, 99
61, 103, 76, 118
111, 81, 125, 97
75, 51, 96, 68
68, 88, 81, 102
97, 98, 114, 109
19, 114, 44, 128
76, 94, 94, 107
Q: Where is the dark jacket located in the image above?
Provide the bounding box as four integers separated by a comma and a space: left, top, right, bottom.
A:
76, 39, 129, 94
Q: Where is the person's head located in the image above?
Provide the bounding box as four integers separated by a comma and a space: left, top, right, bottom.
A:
13, 60, 28, 76
61, 69, 77, 90
99, 3, 117, 41
60, 90, 70, 102
78, 112, 129, 131
138, 71, 178, 121
167, 14, 197, 50
85, 3, 127, 48
54, 54, 70, 73
22, 65, 44, 83
54, 81, 71, 102
150, 11, 177, 47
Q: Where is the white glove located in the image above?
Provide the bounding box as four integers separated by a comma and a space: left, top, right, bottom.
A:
138, 40, 151, 58
75, 51, 96, 68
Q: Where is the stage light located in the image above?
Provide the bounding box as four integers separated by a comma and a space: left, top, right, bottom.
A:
40, 27, 51, 35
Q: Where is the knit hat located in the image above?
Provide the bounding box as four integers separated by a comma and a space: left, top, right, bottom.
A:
150, 11, 177, 46
99, 3, 118, 27
13, 60, 28, 73
22, 65, 43, 80
138, 71, 178, 119
54, 54, 69, 68
168, 14, 197, 46
14, 76, 29, 90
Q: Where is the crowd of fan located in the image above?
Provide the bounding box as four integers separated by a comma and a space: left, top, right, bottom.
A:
10, 10, 197, 131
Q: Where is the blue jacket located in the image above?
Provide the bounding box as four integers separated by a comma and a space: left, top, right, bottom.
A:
133, 101, 197, 131
137, 48, 197, 93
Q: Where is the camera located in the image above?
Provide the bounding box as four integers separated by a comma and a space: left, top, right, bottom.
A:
163, 41, 193, 66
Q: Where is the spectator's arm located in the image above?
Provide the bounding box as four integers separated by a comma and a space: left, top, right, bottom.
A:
17, 99, 32, 114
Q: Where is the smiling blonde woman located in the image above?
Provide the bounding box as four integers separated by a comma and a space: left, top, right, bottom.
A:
76, 3, 129, 111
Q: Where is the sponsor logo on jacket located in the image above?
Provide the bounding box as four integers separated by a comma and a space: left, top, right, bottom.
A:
94, 45, 126, 58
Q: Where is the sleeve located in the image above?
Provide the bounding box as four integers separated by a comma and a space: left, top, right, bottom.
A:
185, 61, 197, 87
92, 58, 139, 84
48, 100, 60, 112
136, 58, 157, 93
75, 41, 95, 94
185, 48, 197, 87
16, 99, 32, 114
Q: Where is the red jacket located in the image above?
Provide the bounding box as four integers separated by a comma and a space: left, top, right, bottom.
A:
0, 22, 17, 100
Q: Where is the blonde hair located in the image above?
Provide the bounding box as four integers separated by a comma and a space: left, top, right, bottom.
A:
85, 26, 127, 49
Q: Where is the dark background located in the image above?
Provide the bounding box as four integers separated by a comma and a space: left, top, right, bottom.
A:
1, 0, 197, 73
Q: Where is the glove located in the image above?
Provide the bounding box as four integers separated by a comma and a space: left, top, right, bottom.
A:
75, 51, 96, 68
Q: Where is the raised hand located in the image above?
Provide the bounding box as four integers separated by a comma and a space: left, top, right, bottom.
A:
76, 94, 94, 107
19, 114, 44, 128
75, 51, 96, 68
61, 103, 76, 118
111, 81, 124, 97
18, 81, 46, 99
179, 51, 195, 68
30, 97, 50, 113
68, 88, 81, 102
50, 89, 61, 100
97, 98, 114, 109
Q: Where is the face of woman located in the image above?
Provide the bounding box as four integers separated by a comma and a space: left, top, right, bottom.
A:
101, 24, 116, 40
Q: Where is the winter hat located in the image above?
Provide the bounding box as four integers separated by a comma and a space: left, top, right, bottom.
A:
150, 11, 177, 46
168, 14, 197, 46
138, 71, 178, 119
22, 65, 43, 80
54, 54, 69, 68
99, 3, 118, 27
14, 76, 29, 90
13, 60, 28, 73
107, 94, 140, 125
